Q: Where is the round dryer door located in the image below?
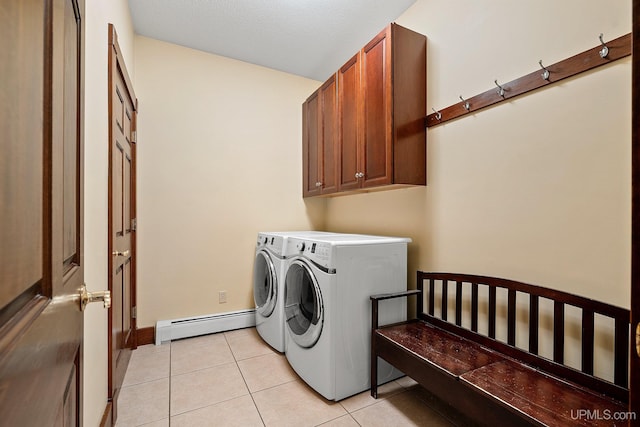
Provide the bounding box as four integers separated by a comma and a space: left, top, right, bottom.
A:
284, 260, 323, 348
253, 250, 277, 317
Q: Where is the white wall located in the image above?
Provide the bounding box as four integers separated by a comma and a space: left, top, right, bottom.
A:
84, 0, 135, 424
134, 36, 324, 328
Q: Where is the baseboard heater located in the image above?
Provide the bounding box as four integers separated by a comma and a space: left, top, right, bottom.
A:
155, 309, 256, 345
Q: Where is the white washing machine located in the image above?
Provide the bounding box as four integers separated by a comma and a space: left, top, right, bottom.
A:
253, 231, 337, 352
283, 233, 410, 400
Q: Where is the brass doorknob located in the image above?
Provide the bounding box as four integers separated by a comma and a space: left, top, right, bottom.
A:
80, 284, 111, 311
636, 323, 640, 358
112, 250, 130, 257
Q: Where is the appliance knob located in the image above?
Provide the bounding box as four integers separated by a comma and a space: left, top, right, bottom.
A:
296, 242, 306, 251
263, 237, 268, 244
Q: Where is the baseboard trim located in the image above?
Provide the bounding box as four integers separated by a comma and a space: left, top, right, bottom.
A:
155, 309, 256, 345
136, 326, 155, 346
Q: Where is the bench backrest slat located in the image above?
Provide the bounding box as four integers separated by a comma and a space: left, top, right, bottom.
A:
615, 317, 629, 387
529, 295, 539, 355
471, 283, 479, 332
582, 310, 595, 375
417, 271, 630, 403
488, 286, 496, 339
507, 289, 516, 346
455, 281, 463, 326
553, 301, 565, 364
441, 280, 448, 321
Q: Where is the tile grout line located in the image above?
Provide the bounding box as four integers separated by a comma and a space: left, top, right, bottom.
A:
224, 332, 267, 427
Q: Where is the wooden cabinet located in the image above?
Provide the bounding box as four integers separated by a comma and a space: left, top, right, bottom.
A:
302, 75, 338, 197
337, 53, 361, 192
303, 23, 426, 197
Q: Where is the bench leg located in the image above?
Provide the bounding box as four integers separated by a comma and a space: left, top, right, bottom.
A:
371, 340, 378, 398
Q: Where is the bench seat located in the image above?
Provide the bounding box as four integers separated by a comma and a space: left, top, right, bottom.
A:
461, 360, 628, 427
377, 321, 505, 376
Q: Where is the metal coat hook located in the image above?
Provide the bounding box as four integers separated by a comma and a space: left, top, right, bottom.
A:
539, 60, 550, 81
431, 107, 442, 120
494, 80, 505, 98
459, 96, 470, 111
599, 33, 609, 58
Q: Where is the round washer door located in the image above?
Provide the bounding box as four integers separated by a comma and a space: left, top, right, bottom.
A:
253, 250, 277, 317
284, 259, 323, 348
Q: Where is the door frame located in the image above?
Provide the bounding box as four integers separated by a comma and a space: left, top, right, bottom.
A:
106, 23, 138, 424
631, 0, 639, 423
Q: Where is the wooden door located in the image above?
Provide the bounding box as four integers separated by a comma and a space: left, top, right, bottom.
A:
319, 75, 338, 195
338, 53, 362, 191
631, 0, 639, 422
303, 90, 321, 197
360, 25, 393, 188
0, 0, 85, 424
108, 24, 138, 423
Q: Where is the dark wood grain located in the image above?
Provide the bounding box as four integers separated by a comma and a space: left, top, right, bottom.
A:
461, 360, 627, 427
135, 327, 154, 346
377, 322, 506, 376
553, 301, 565, 364
631, 0, 640, 421
320, 75, 338, 194
507, 289, 516, 346
371, 270, 630, 426
581, 310, 594, 375
529, 295, 539, 354
426, 33, 632, 127
0, 0, 85, 424
337, 53, 361, 192
455, 281, 463, 326
308, 23, 426, 197
302, 90, 321, 197
441, 279, 448, 321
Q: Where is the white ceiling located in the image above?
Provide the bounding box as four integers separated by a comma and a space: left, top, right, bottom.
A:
128, 0, 417, 82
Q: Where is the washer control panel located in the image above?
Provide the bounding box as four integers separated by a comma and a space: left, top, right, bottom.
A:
256, 233, 284, 256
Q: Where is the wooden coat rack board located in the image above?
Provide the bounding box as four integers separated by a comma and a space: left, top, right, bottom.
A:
426, 33, 632, 128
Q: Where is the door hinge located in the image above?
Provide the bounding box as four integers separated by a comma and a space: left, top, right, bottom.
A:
132, 218, 137, 231
132, 306, 137, 319
131, 130, 137, 143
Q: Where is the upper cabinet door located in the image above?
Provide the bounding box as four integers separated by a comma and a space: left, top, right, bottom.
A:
360, 25, 393, 188
338, 53, 361, 192
302, 90, 321, 197
319, 75, 338, 195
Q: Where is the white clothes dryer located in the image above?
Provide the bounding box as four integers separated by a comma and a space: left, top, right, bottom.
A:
283, 234, 410, 400
253, 231, 338, 352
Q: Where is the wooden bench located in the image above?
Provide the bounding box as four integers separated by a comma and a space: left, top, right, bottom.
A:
371, 272, 630, 426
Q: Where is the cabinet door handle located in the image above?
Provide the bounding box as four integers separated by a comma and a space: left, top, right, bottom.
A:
315, 182, 322, 187
355, 172, 364, 179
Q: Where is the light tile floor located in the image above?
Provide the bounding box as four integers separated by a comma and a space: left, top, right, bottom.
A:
115, 328, 471, 427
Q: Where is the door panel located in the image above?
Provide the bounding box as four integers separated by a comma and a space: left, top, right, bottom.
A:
0, 0, 85, 425
303, 90, 321, 197
338, 53, 361, 191
320, 75, 338, 194
631, 0, 639, 421
361, 27, 392, 187
108, 24, 138, 423
0, 0, 45, 311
